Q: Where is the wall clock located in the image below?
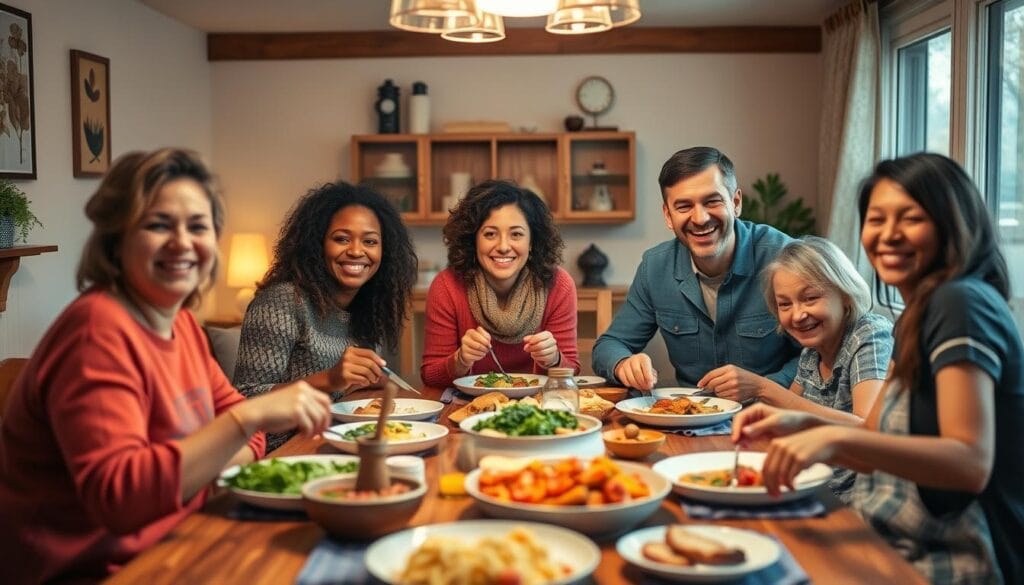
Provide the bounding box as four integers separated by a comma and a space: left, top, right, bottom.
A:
575, 76, 617, 130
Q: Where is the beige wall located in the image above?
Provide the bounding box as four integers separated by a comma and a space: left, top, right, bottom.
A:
0, 0, 211, 358
209, 53, 823, 318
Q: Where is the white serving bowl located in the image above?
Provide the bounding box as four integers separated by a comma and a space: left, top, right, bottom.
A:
456, 411, 604, 470
453, 373, 548, 399
464, 457, 671, 537
652, 451, 832, 505
323, 421, 449, 455
617, 524, 781, 582
365, 520, 600, 585
330, 398, 444, 423
218, 454, 359, 511
616, 396, 741, 428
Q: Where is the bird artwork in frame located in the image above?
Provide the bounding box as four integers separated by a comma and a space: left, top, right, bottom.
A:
70, 49, 110, 178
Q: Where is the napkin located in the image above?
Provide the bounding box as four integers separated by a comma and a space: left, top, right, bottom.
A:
679, 496, 826, 520
225, 502, 308, 522
666, 419, 733, 437
295, 538, 372, 585
639, 535, 810, 585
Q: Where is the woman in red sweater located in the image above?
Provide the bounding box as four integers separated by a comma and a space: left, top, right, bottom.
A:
0, 149, 332, 584
421, 179, 580, 388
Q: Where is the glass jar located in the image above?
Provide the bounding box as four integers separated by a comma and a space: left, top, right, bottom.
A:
541, 368, 579, 412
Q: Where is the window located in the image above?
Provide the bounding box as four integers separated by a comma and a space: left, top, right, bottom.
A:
880, 1, 1024, 332
985, 0, 1024, 329
896, 31, 952, 155
986, 0, 1024, 240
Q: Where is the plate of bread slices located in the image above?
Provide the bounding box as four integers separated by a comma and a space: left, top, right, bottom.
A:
616, 524, 780, 582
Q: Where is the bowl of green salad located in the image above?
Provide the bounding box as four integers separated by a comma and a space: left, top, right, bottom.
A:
457, 404, 605, 470
218, 454, 359, 510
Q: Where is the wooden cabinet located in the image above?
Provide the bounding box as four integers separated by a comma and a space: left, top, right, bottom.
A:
351, 131, 635, 225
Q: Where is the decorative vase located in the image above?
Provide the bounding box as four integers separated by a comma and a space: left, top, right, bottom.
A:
0, 216, 14, 249
577, 243, 609, 287
375, 79, 400, 134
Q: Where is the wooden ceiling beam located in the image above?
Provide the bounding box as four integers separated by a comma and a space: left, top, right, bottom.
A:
207, 26, 821, 61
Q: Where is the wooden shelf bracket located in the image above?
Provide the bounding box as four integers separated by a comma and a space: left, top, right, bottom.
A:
0, 245, 58, 312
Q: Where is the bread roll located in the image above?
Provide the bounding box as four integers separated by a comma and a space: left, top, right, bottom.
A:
642, 541, 692, 566
665, 525, 745, 565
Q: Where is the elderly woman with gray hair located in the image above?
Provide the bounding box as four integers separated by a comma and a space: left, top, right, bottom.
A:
740, 235, 893, 500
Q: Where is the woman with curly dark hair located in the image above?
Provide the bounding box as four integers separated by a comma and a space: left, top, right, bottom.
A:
234, 182, 417, 451
420, 179, 579, 387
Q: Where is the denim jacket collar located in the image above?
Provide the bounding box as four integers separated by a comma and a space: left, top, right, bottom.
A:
671, 219, 754, 320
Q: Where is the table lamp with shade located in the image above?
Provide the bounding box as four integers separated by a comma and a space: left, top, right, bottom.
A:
226, 233, 269, 316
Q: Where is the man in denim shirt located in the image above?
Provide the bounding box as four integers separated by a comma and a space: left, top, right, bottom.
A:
592, 147, 801, 400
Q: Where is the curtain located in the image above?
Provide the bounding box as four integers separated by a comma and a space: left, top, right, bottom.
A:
817, 0, 880, 270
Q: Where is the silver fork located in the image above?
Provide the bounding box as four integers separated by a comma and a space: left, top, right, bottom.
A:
730, 442, 741, 487
488, 347, 507, 375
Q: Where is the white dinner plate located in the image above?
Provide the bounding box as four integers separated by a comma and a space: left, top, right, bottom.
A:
453, 373, 548, 399
322, 421, 448, 455
330, 398, 444, 423
464, 457, 671, 537
218, 454, 358, 511
574, 375, 606, 388
617, 524, 781, 582
365, 519, 600, 585
652, 451, 832, 505
616, 396, 741, 428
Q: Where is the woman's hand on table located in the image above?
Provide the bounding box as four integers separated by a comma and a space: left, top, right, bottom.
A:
698, 365, 765, 403
241, 381, 332, 436
458, 326, 492, 367
331, 346, 386, 392
523, 330, 559, 368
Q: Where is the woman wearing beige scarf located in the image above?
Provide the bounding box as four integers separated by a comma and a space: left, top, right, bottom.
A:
420, 180, 580, 388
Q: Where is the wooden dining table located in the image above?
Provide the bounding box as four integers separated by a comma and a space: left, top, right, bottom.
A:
109, 388, 928, 584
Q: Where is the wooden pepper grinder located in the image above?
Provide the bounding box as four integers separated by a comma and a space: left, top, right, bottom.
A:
354, 384, 396, 492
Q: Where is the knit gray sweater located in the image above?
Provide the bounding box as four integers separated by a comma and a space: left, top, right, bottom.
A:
233, 282, 351, 452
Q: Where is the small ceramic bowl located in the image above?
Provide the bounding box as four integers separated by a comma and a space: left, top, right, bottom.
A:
593, 387, 629, 403
302, 475, 425, 540
603, 427, 666, 460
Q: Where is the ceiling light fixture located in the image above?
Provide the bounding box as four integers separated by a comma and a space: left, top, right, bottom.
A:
441, 10, 506, 43
389, 0, 479, 34
546, 4, 612, 35
476, 0, 559, 18
388, 0, 641, 43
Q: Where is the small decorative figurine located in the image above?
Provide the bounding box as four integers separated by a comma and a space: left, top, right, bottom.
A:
577, 243, 609, 287
376, 79, 400, 134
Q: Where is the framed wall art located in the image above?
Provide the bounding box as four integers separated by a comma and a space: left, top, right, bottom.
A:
0, 3, 35, 179
71, 49, 110, 177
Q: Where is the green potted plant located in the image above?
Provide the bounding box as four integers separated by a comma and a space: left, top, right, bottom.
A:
0, 179, 42, 248
744, 173, 815, 237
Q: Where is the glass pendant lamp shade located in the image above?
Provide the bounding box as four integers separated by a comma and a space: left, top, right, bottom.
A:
477, 0, 559, 18
442, 11, 505, 43
548, 0, 641, 28
389, 0, 479, 33
546, 4, 612, 35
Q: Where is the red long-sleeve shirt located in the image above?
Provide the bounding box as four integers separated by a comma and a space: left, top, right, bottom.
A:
420, 267, 580, 388
0, 290, 265, 584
